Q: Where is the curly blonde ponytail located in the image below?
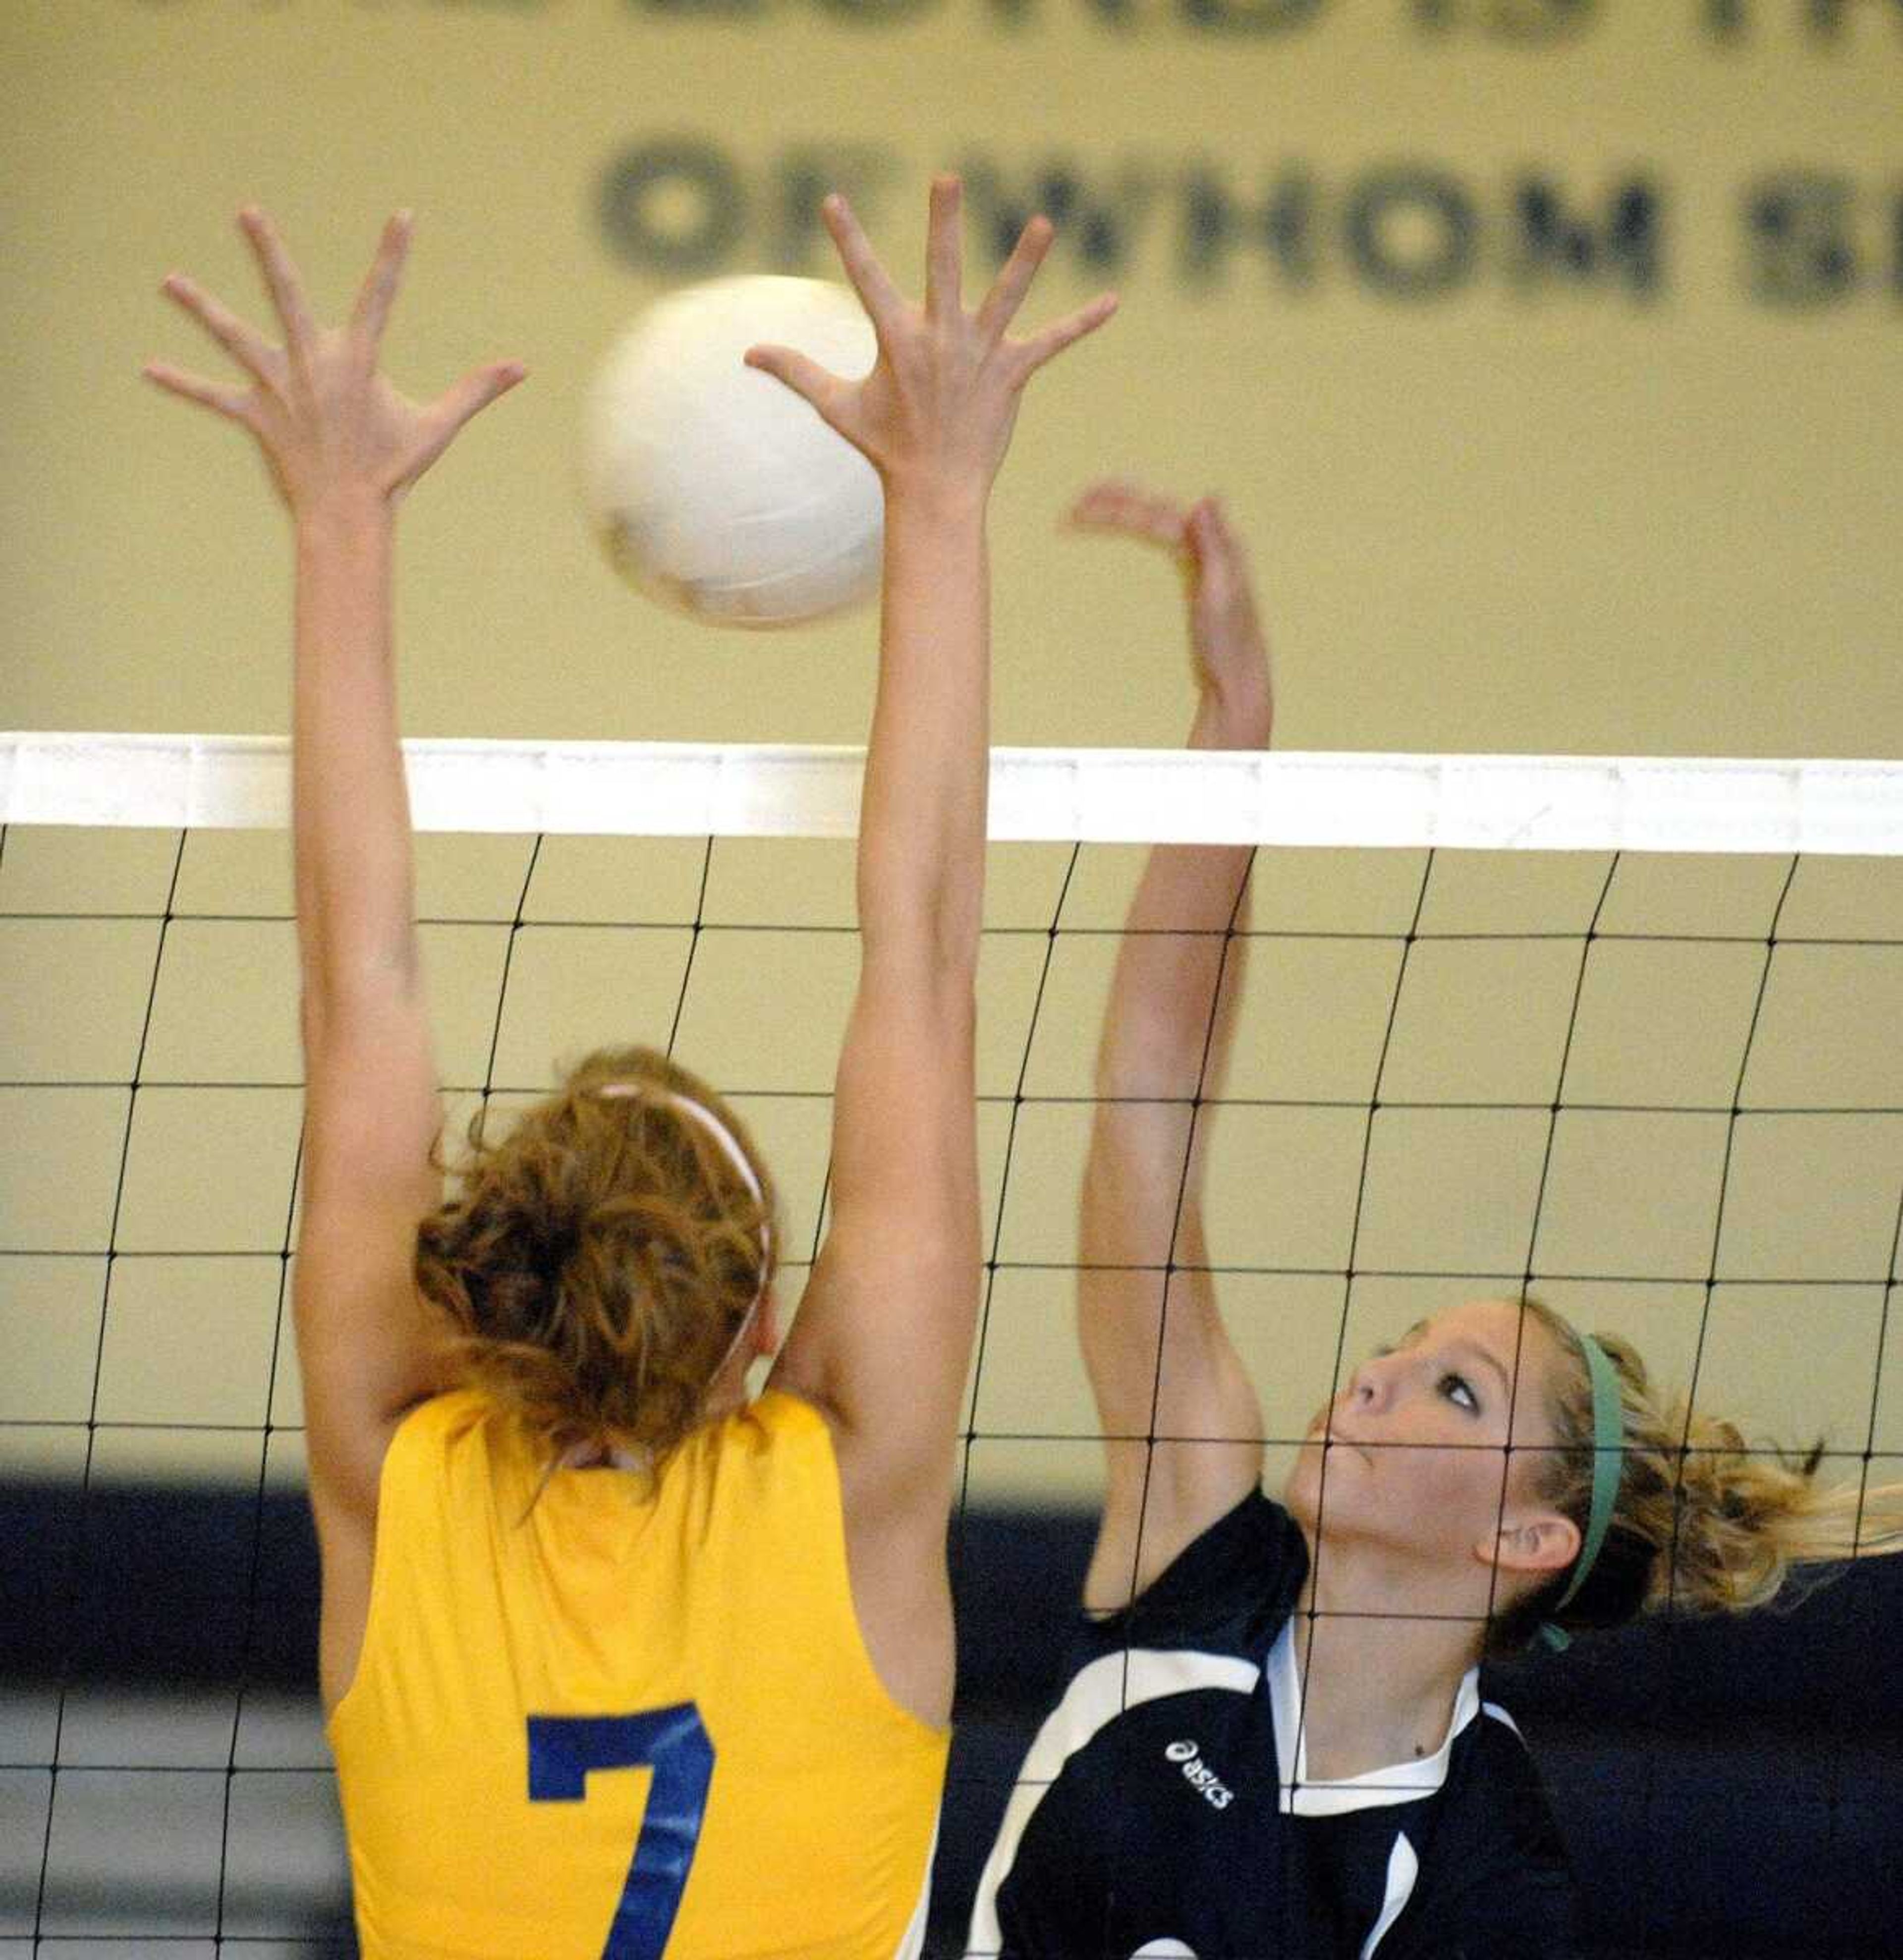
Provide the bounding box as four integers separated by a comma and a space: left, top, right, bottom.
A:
1492, 1299, 1903, 1654
413, 1045, 777, 1471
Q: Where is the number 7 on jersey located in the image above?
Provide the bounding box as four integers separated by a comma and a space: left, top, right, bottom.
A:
528, 1705, 716, 1959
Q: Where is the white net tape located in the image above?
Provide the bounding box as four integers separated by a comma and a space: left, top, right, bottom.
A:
8, 731, 1903, 853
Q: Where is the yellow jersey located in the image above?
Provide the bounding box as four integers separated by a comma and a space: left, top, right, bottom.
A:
328, 1387, 949, 1960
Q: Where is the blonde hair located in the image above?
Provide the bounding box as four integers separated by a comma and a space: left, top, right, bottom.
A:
413, 1045, 777, 1468
1489, 1296, 1903, 1655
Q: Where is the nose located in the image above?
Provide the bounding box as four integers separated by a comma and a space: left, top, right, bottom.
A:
1340, 1352, 1394, 1416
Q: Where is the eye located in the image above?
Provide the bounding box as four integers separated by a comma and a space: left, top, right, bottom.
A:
1439, 1371, 1479, 1414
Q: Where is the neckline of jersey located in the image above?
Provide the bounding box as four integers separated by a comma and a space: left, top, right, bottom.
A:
1267, 1620, 1482, 1819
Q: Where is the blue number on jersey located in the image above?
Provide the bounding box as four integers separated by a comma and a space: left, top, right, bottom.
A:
528, 1705, 716, 1959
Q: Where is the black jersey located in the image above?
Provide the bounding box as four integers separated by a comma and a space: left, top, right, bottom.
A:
969, 1490, 1583, 1960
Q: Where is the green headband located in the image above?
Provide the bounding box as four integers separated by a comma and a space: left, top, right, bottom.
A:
1539, 1333, 1624, 1651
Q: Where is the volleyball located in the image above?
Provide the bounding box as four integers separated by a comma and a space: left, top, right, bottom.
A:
581, 275, 883, 628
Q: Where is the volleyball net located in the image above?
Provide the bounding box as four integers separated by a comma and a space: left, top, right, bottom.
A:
3, 731, 1901, 1951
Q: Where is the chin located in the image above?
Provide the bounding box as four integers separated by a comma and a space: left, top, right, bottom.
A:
1286, 1440, 1385, 1545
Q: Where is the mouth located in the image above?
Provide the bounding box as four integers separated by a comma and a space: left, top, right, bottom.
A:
1319, 1424, 1372, 1468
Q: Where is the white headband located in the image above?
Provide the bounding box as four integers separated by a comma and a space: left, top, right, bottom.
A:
596, 1084, 772, 1369
599, 1084, 764, 1205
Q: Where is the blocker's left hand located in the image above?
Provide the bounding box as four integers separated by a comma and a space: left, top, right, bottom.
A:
145, 207, 525, 517
744, 175, 1117, 503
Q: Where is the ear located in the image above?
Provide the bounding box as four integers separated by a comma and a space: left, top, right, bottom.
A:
1476, 1508, 1581, 1579
754, 1291, 783, 1360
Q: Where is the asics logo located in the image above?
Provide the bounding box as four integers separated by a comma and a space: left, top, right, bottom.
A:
1164, 1738, 1233, 1810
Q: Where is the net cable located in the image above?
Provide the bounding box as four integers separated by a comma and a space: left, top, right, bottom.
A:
3, 739, 1900, 1951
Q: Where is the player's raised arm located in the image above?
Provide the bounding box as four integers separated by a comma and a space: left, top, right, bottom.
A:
751, 179, 1115, 1724
146, 211, 524, 1700
1064, 484, 1277, 1614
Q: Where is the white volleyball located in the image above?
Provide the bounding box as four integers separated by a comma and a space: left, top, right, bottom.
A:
582, 275, 882, 628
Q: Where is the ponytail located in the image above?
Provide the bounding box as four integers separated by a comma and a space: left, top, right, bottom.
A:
1492, 1300, 1903, 1654
413, 1045, 776, 1469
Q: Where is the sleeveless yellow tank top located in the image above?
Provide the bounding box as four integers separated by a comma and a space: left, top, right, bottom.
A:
328, 1387, 949, 1960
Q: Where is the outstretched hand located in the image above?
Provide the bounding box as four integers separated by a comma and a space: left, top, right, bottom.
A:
745, 176, 1117, 502
145, 208, 525, 517
1064, 479, 1273, 748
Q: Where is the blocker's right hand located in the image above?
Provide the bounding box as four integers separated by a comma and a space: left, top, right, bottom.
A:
1064, 479, 1274, 748
145, 207, 525, 517
745, 175, 1117, 502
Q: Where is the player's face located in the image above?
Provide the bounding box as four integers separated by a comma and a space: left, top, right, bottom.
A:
1283, 1299, 1570, 1578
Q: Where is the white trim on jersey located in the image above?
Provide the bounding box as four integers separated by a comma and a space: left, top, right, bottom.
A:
1267, 1622, 1484, 1819
1359, 1832, 1421, 1960
966, 1646, 1263, 1955
1481, 1699, 1523, 1737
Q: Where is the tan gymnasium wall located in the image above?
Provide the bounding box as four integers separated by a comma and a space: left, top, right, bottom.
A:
4, 1, 1901, 749
3, 1, 1902, 1506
